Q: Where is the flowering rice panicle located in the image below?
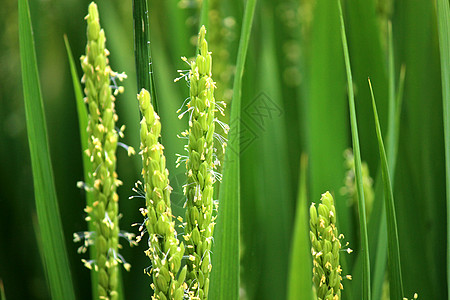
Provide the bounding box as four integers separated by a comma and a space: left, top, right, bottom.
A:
75, 2, 133, 299
175, 25, 226, 300
310, 191, 351, 300
137, 89, 186, 300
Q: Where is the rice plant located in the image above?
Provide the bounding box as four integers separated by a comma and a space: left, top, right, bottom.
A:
7, 0, 449, 299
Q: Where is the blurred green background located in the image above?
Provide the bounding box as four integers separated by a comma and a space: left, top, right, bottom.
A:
1, 0, 447, 299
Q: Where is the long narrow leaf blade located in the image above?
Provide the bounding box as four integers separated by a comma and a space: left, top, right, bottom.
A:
63, 35, 98, 300
435, 1, 450, 296
369, 79, 404, 299
371, 23, 405, 300
288, 154, 313, 300
133, 0, 158, 112
64, 36, 88, 151
18, 1, 76, 299
345, 0, 388, 172
209, 0, 257, 298
337, 1, 371, 299
307, 0, 348, 238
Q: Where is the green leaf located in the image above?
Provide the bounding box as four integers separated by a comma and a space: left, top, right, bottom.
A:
63, 36, 88, 155
287, 154, 313, 300
394, 1, 444, 297
63, 35, 98, 300
209, 0, 257, 298
344, 0, 388, 173
368, 78, 404, 300
337, 1, 371, 299
238, 6, 293, 299
18, 0, 76, 299
133, 0, 158, 112
435, 1, 450, 295
307, 0, 349, 238
371, 23, 406, 300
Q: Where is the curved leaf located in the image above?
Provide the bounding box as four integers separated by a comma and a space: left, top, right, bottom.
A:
18, 0, 76, 299
209, 0, 257, 298
337, 1, 371, 299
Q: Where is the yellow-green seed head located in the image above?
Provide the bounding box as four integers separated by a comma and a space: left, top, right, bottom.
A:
78, 3, 132, 299
310, 192, 346, 300
175, 25, 221, 300
137, 89, 185, 299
